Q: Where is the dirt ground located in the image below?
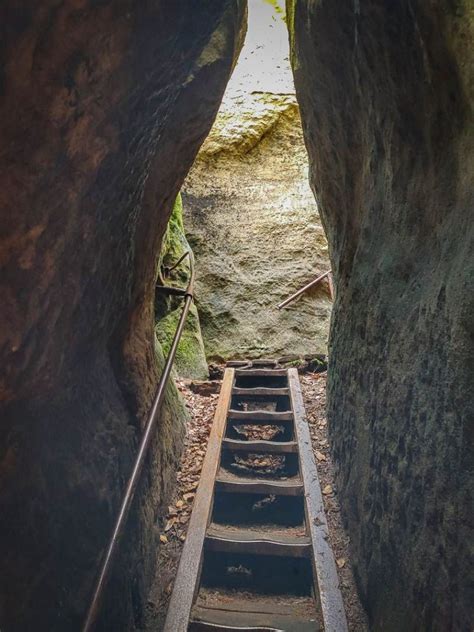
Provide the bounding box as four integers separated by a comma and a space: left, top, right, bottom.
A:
144, 371, 369, 631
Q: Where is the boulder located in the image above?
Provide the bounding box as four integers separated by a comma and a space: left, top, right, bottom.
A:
289, 1, 473, 629
0, 2, 246, 630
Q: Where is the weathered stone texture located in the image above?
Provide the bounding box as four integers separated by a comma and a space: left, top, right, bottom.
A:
183, 95, 331, 361
289, 1, 473, 630
0, 2, 245, 630
183, 1, 332, 361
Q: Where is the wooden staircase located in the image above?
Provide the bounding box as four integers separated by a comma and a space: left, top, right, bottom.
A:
164, 362, 347, 632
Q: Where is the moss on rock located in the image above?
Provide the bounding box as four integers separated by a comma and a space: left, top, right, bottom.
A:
155, 194, 209, 380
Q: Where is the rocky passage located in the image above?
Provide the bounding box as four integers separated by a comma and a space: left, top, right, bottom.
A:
0, 2, 471, 630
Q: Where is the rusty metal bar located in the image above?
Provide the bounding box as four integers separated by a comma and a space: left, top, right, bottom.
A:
82, 251, 195, 632
277, 269, 332, 310
164, 250, 190, 276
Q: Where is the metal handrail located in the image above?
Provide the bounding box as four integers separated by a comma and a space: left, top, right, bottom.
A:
82, 251, 195, 632
277, 269, 333, 310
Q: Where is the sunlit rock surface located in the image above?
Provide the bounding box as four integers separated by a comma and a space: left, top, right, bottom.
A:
0, 2, 245, 630
183, 0, 331, 361
289, 1, 474, 630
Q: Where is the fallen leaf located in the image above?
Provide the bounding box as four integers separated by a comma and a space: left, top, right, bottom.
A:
159, 534, 168, 544
164, 518, 176, 532
176, 500, 184, 509
322, 484, 333, 495
336, 558, 346, 569
316, 451, 326, 462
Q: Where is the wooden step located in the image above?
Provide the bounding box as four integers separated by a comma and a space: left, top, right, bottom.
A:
190, 595, 320, 631
251, 358, 277, 367
227, 410, 293, 422
222, 438, 298, 454
235, 368, 288, 378
232, 387, 289, 397
205, 526, 311, 558
226, 360, 251, 368
190, 612, 318, 631
215, 474, 303, 497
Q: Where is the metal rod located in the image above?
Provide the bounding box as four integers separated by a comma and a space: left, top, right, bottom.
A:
155, 285, 187, 297
165, 251, 190, 276
82, 252, 195, 632
277, 270, 332, 310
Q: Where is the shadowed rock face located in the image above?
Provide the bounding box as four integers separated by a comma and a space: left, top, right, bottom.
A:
0, 2, 246, 630
289, 1, 473, 630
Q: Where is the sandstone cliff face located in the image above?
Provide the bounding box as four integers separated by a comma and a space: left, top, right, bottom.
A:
289, 1, 473, 630
0, 2, 245, 630
183, 0, 331, 361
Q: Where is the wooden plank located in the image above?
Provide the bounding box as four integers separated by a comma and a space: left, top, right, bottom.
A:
232, 387, 289, 397
251, 358, 277, 367
194, 595, 318, 617
190, 608, 319, 631
227, 410, 293, 422
227, 419, 292, 428
222, 438, 298, 454
226, 360, 251, 367
235, 368, 287, 378
163, 369, 235, 632
288, 369, 348, 632
205, 528, 311, 558
215, 476, 303, 497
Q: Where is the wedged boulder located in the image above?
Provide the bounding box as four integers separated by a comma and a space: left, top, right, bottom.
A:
0, 2, 246, 630
183, 0, 332, 362
289, 1, 473, 630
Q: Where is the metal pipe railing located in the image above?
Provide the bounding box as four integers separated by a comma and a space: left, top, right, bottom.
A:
82, 251, 195, 632
277, 269, 333, 310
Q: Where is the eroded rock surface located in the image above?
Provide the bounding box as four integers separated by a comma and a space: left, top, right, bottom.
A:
0, 2, 245, 630
183, 0, 331, 361
289, 1, 473, 630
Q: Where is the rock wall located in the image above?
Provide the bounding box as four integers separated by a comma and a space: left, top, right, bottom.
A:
289, 1, 473, 630
183, 0, 332, 361
155, 194, 209, 380
0, 2, 246, 630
